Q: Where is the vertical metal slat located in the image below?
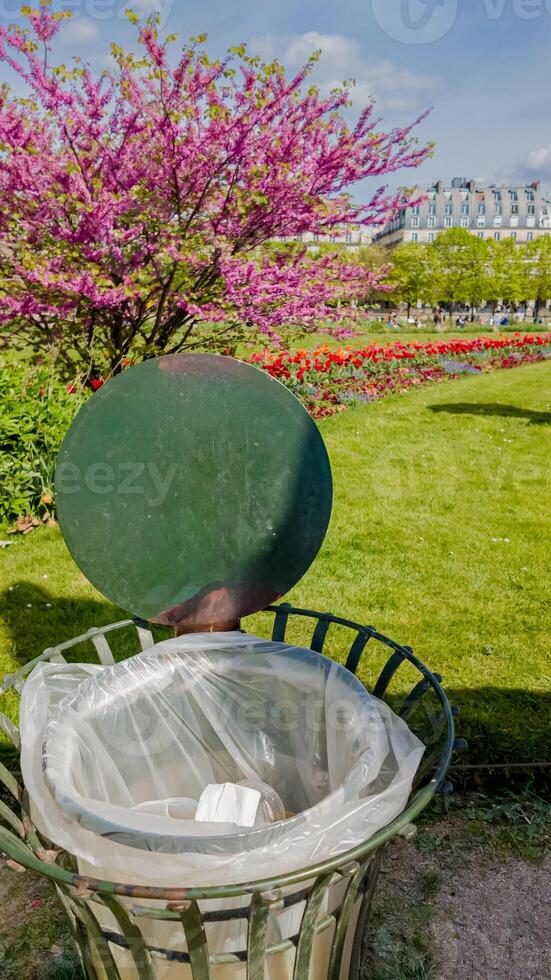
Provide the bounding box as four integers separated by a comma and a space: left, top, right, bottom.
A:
344, 631, 372, 675
180, 900, 212, 980
293, 874, 333, 979
247, 893, 271, 979
310, 618, 331, 654
101, 894, 157, 980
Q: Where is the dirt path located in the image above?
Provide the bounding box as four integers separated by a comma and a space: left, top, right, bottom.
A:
366, 811, 551, 980
430, 854, 551, 979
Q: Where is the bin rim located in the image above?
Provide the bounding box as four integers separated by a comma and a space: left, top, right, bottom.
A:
39, 637, 399, 856
0, 778, 441, 901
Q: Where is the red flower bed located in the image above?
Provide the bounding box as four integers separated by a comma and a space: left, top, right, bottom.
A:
250, 334, 551, 418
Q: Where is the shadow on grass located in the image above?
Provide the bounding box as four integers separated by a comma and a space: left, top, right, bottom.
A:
0, 581, 123, 668
0, 581, 173, 670
445, 686, 551, 794
429, 402, 551, 424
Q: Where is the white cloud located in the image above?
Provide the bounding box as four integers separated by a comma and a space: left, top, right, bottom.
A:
498, 145, 551, 185
59, 17, 100, 45
523, 145, 551, 180
250, 31, 441, 113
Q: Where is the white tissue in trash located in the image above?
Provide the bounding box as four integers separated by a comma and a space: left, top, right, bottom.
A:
195, 783, 261, 827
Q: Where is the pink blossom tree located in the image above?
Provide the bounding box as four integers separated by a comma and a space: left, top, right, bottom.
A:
0, 4, 431, 377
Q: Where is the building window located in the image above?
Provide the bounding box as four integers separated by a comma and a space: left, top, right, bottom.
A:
511, 231, 517, 240
494, 190, 501, 201
494, 232, 501, 241
495, 203, 502, 215
461, 216, 468, 227
428, 232, 435, 242
412, 205, 420, 215
477, 232, 484, 239
445, 203, 453, 215
411, 216, 419, 227
313, 234, 319, 242
510, 190, 518, 201
526, 190, 534, 201
345, 232, 352, 243
528, 204, 535, 215
494, 216, 502, 226
444, 216, 452, 227
428, 203, 436, 215
412, 233, 418, 242
478, 203, 485, 215
477, 217, 485, 227
511, 204, 519, 215
461, 203, 469, 215
428, 216, 435, 227
527, 232, 534, 241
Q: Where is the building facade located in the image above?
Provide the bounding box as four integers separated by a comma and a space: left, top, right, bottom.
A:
375, 178, 551, 248
277, 225, 381, 250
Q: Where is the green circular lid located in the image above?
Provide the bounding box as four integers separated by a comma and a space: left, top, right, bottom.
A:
55, 354, 332, 629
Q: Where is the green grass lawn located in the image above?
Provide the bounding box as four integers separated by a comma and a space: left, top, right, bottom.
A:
1, 361, 550, 781
239, 324, 533, 356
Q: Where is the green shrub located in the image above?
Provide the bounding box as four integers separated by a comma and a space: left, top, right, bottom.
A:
0, 361, 86, 527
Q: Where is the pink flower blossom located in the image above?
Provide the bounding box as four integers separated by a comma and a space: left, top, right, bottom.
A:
0, 4, 431, 373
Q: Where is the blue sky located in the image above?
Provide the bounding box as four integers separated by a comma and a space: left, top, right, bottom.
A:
1, 0, 550, 192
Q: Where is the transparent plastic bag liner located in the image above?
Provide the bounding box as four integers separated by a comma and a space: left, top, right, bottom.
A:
20, 632, 424, 887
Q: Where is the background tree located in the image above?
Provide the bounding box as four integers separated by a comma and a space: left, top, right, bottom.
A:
431, 229, 488, 318
0, 5, 430, 377
387, 243, 436, 317
339, 244, 390, 308
525, 236, 551, 321
485, 239, 529, 314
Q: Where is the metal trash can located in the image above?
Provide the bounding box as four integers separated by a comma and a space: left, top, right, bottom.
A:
0, 606, 456, 979
0, 355, 460, 978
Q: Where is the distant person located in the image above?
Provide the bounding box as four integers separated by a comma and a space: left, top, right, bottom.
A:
500, 315, 509, 326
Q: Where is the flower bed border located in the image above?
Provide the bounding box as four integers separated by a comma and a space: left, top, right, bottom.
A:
249, 334, 551, 418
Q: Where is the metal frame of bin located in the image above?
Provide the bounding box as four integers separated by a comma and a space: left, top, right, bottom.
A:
0, 604, 460, 980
